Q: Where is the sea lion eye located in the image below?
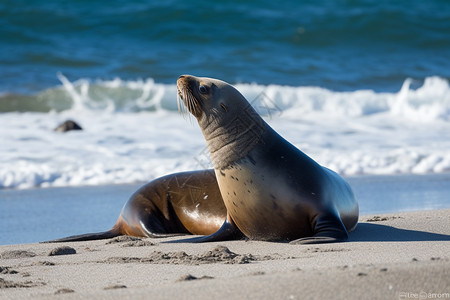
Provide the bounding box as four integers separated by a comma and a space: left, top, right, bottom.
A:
199, 85, 208, 94
220, 103, 228, 112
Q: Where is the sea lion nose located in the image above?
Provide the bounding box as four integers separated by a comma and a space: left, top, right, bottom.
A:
178, 75, 188, 84
178, 75, 192, 85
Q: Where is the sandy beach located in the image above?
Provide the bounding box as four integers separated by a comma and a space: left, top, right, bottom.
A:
1, 209, 449, 300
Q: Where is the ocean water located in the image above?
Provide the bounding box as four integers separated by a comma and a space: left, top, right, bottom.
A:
1, 0, 450, 190
2, 174, 450, 245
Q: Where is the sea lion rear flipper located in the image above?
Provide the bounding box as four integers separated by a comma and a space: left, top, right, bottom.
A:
41, 230, 120, 243
290, 212, 349, 245
165, 217, 245, 243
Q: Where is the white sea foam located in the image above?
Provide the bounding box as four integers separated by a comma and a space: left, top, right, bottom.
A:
1, 76, 449, 189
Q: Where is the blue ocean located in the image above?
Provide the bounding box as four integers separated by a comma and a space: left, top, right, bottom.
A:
1, 1, 450, 244
2, 0, 449, 94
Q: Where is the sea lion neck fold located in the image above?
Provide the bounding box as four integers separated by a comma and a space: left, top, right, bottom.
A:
201, 105, 266, 169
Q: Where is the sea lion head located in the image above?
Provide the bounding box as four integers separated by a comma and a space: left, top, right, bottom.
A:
177, 75, 245, 123
177, 75, 266, 169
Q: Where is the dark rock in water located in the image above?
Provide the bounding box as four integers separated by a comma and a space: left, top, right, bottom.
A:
54, 120, 82, 132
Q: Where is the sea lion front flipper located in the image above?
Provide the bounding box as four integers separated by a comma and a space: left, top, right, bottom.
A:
290, 211, 349, 245
289, 236, 343, 245
165, 216, 245, 243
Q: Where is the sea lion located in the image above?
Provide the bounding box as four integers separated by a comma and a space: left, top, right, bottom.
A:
47, 76, 358, 245
45, 170, 230, 242
176, 75, 358, 244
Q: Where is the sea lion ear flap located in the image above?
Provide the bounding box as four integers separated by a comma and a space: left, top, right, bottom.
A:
220, 103, 228, 112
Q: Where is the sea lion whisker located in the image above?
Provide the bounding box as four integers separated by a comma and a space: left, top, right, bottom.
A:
176, 91, 183, 113
177, 86, 200, 123
177, 93, 190, 122
185, 90, 201, 118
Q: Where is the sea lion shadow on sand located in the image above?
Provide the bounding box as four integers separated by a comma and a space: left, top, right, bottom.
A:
349, 223, 450, 242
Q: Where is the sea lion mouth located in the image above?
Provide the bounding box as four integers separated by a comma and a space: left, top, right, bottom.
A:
177, 77, 203, 118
